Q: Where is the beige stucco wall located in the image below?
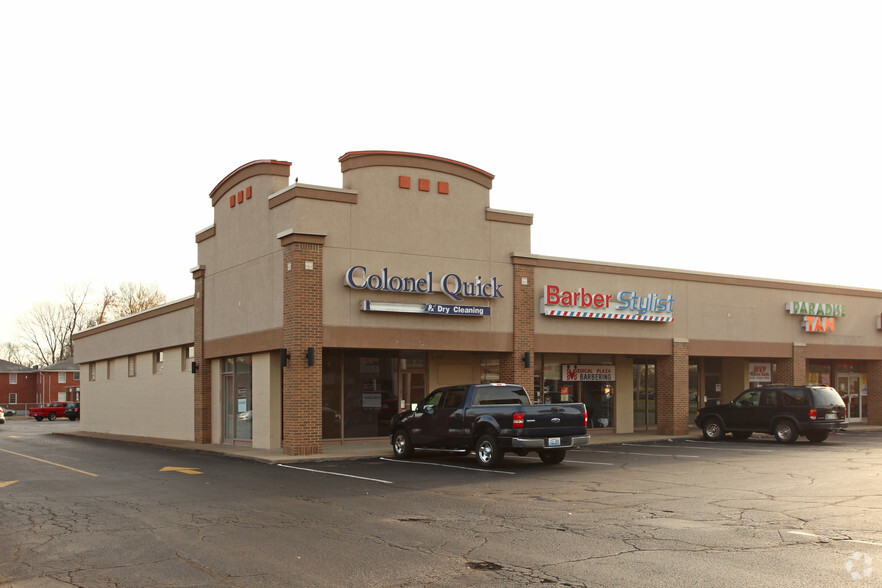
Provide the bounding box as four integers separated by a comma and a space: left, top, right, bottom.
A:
74, 303, 194, 363
200, 173, 287, 344
80, 347, 194, 441
200, 157, 532, 350
533, 262, 882, 352
74, 302, 196, 441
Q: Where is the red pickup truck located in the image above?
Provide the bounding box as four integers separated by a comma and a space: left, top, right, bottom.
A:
29, 401, 69, 421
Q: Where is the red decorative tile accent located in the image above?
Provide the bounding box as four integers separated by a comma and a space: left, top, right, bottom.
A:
238, 190, 244, 204
230, 195, 236, 207
418, 178, 430, 192
399, 175, 411, 189
246, 186, 252, 199
438, 181, 449, 194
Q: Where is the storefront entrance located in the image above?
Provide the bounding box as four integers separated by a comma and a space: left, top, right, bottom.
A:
222, 356, 253, 445
837, 373, 864, 421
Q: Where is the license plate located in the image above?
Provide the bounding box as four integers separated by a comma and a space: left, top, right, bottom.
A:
548, 437, 560, 446
826, 412, 838, 420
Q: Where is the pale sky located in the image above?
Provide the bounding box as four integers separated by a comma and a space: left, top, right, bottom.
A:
2, 1, 880, 345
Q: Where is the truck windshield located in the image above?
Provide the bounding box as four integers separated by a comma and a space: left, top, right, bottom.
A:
473, 386, 531, 406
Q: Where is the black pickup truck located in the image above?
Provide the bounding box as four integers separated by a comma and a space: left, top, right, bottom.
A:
390, 383, 589, 467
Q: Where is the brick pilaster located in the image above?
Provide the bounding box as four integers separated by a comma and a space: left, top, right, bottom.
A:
500, 261, 534, 391
192, 266, 211, 444
657, 339, 690, 435
280, 231, 325, 456
867, 360, 882, 425
778, 343, 807, 385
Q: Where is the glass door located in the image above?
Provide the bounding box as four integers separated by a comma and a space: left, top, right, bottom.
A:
223, 356, 253, 444
837, 373, 862, 421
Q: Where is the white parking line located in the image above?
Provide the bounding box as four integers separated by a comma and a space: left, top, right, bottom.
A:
278, 463, 393, 484
682, 440, 773, 452
589, 449, 700, 458
508, 455, 616, 466
379, 457, 516, 474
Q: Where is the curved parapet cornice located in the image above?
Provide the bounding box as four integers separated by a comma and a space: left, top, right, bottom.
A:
209, 160, 292, 206
338, 150, 494, 189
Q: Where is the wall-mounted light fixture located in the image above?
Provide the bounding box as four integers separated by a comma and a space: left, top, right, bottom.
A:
280, 348, 290, 368
523, 351, 532, 368
191, 361, 198, 374
307, 347, 315, 367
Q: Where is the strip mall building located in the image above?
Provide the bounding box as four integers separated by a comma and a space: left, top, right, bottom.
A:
73, 151, 882, 454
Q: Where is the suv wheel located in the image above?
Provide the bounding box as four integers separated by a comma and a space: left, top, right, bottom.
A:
806, 431, 829, 443
774, 420, 798, 443
701, 417, 725, 441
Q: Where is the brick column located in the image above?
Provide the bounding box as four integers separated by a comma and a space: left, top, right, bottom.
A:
499, 261, 534, 391
192, 266, 211, 444
867, 360, 882, 425
657, 339, 690, 435
777, 343, 807, 385
279, 231, 325, 456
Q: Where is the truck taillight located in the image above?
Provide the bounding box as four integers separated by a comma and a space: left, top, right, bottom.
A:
584, 408, 588, 427
513, 412, 524, 428
809, 409, 817, 420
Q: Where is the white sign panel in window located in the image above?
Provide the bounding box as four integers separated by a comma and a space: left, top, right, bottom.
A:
562, 365, 616, 382
749, 362, 772, 383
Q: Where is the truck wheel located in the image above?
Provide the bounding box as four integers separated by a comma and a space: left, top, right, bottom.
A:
35, 416, 43, 422
538, 449, 567, 465
475, 434, 504, 468
392, 429, 414, 459
48, 413, 57, 421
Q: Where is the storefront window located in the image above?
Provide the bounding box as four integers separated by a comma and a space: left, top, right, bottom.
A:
633, 360, 656, 428
322, 351, 343, 439
540, 354, 615, 428
808, 361, 833, 386
480, 357, 500, 383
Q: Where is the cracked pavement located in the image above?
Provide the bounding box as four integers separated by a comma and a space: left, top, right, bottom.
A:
1, 420, 880, 587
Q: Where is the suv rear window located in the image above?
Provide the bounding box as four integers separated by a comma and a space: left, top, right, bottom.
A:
811, 386, 846, 407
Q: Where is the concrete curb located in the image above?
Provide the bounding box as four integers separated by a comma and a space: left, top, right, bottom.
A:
53, 424, 882, 465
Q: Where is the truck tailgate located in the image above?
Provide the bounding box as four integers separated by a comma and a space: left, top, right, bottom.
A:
524, 404, 586, 436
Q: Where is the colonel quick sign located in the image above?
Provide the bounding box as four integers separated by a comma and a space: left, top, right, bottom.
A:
543, 285, 675, 323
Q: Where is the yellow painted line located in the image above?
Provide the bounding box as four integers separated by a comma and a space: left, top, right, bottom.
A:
160, 466, 202, 475
0, 481, 18, 488
0, 447, 98, 477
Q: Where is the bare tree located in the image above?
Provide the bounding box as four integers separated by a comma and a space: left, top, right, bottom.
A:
90, 285, 118, 326
0, 342, 29, 366
15, 301, 70, 366
113, 281, 168, 317
11, 281, 171, 367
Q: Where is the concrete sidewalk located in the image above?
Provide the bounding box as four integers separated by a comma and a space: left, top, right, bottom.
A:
56, 424, 882, 465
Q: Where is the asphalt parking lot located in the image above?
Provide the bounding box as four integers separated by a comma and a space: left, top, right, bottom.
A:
2, 418, 881, 586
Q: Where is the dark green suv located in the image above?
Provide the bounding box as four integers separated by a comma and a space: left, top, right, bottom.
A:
695, 385, 847, 443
